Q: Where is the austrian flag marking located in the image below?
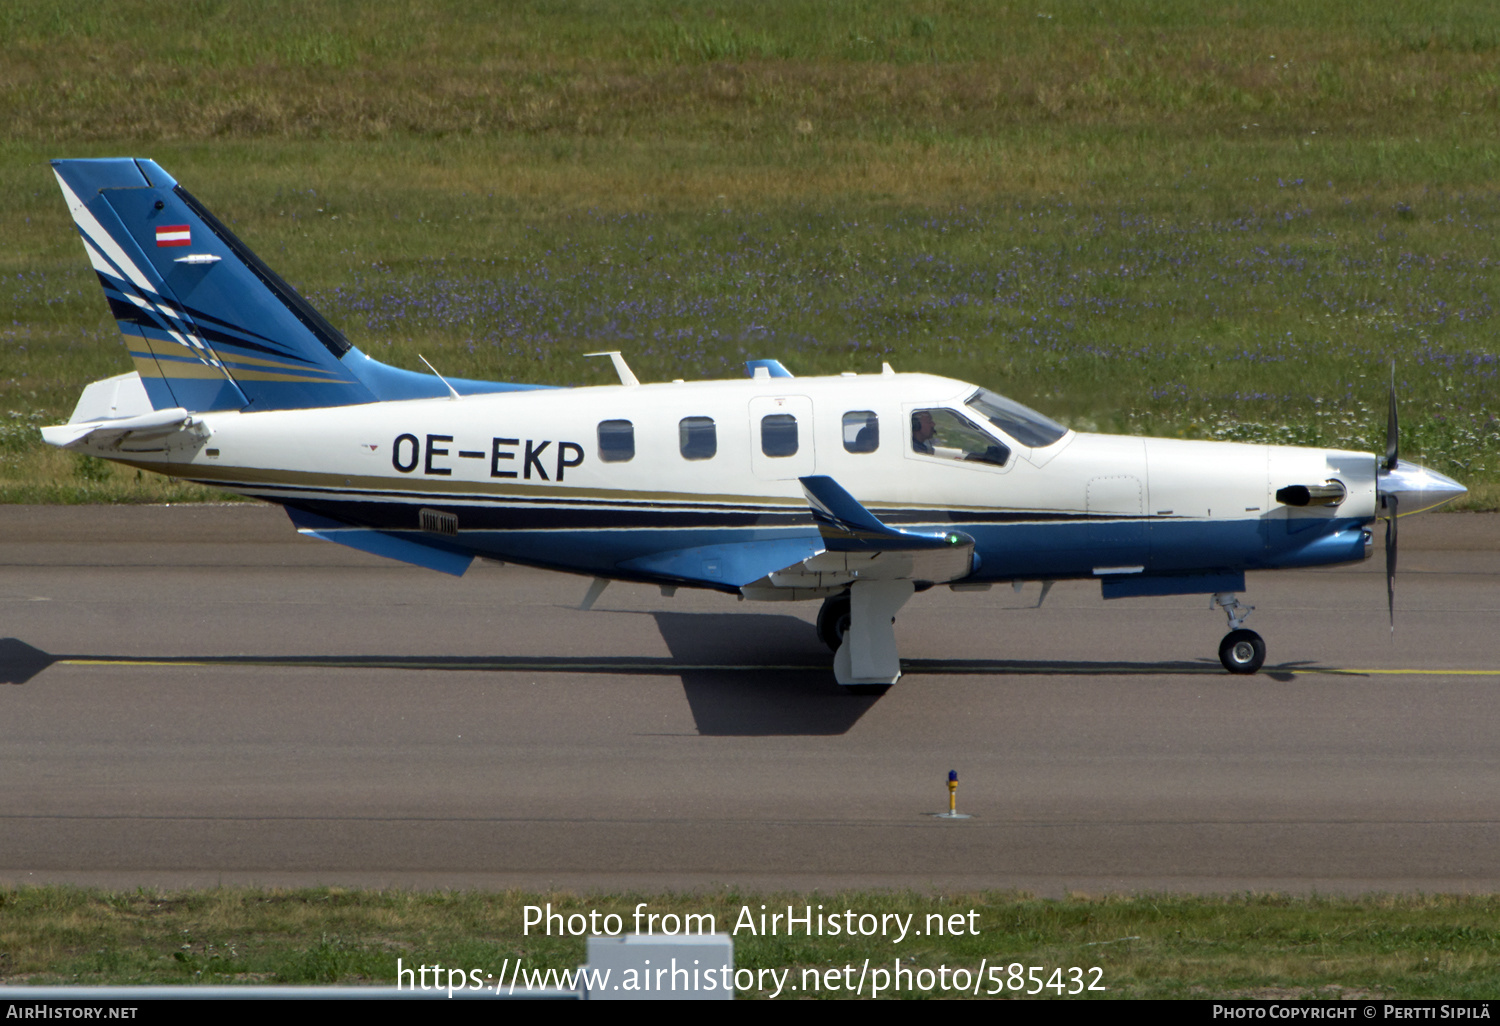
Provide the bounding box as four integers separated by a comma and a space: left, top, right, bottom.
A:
155, 224, 191, 247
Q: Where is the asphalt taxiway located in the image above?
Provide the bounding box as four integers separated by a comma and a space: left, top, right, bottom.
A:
2, 504, 1497, 894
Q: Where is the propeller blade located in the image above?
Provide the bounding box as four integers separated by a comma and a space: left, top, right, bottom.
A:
1385, 362, 1399, 472
1385, 492, 1398, 631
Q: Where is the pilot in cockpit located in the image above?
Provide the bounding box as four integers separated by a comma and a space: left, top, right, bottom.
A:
911, 410, 936, 454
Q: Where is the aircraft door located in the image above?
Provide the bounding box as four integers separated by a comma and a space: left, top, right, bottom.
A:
749, 395, 815, 480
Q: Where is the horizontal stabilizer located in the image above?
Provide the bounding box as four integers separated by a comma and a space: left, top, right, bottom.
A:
285, 508, 473, 577
41, 406, 193, 449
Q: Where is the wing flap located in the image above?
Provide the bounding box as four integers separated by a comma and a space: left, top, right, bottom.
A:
766, 546, 975, 588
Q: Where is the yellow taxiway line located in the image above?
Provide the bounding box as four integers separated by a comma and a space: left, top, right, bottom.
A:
52, 657, 1500, 676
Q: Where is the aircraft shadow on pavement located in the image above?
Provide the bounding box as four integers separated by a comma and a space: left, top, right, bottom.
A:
0, 634, 1339, 739
650, 612, 878, 737
0, 638, 55, 685
0, 619, 878, 737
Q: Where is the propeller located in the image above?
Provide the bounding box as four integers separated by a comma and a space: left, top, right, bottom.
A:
1384, 491, 1397, 630
1373, 362, 1467, 633
1383, 364, 1398, 631
1385, 362, 1399, 473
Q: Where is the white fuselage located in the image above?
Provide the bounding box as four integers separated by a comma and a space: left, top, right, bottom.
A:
98, 369, 1379, 590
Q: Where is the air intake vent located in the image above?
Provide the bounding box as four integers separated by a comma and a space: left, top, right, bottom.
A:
419, 508, 458, 536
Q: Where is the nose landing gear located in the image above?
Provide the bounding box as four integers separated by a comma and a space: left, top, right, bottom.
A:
1213, 592, 1264, 674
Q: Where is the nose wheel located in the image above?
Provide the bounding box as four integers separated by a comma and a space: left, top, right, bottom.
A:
1212, 591, 1265, 674
1218, 629, 1266, 674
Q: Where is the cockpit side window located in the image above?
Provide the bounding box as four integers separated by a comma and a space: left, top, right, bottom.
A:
910, 408, 1010, 467
842, 411, 879, 454
965, 389, 1067, 448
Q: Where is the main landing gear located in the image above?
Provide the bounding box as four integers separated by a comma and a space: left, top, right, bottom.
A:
817, 582, 915, 695
816, 592, 851, 652
1213, 592, 1265, 674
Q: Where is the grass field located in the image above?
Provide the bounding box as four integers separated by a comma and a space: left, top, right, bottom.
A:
3, 887, 1499, 999
2, 0, 1498, 503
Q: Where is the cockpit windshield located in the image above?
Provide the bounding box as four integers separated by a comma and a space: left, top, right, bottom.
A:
965, 389, 1068, 449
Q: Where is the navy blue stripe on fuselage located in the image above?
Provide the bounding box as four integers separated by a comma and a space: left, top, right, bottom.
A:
280, 495, 812, 532
226, 482, 1152, 533
273, 501, 1368, 579
199, 474, 1151, 527
170, 467, 1370, 584
266, 514, 1368, 586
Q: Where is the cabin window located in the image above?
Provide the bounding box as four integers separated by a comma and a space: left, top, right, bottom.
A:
965, 388, 1067, 448
842, 411, 879, 453
910, 409, 1009, 467
679, 416, 717, 460
597, 419, 635, 463
760, 413, 799, 458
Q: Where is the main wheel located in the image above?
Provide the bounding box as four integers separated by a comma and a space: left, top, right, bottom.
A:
1218, 629, 1266, 674
816, 592, 852, 652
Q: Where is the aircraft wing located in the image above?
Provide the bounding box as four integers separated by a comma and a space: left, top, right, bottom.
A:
619, 477, 976, 592
761, 476, 977, 589
618, 536, 825, 590
39, 371, 201, 451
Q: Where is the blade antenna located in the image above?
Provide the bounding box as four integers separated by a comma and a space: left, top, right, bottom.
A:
419, 355, 461, 400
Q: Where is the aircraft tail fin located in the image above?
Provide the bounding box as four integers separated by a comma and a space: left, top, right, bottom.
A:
50, 158, 541, 414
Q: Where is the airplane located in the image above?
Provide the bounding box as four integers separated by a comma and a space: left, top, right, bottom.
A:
41, 158, 1469, 690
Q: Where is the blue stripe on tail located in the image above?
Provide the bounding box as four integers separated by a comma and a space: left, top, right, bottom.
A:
51, 158, 545, 413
